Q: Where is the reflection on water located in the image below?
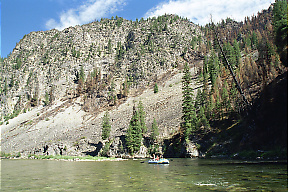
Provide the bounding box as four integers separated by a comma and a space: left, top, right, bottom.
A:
1, 158, 287, 191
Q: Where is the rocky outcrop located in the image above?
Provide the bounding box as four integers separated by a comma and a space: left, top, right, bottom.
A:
0, 15, 204, 118
0, 62, 201, 158
0, 15, 206, 157
185, 141, 200, 158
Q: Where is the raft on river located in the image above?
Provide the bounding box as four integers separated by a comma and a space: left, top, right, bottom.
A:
148, 158, 169, 164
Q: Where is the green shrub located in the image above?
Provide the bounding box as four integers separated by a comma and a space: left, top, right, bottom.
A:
154, 83, 158, 93
16, 152, 21, 158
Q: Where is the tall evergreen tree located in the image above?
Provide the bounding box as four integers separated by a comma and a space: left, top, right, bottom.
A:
202, 56, 209, 110
126, 105, 142, 154
208, 51, 219, 89
251, 31, 258, 49
206, 94, 214, 119
181, 63, 197, 140
272, 0, 287, 65
138, 101, 147, 135
233, 39, 241, 67
224, 42, 237, 69
197, 106, 210, 129
101, 111, 111, 140
194, 89, 203, 110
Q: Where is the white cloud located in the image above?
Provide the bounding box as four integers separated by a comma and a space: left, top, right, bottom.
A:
46, 0, 126, 30
144, 0, 273, 25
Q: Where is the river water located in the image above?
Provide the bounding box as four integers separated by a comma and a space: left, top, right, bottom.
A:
1, 158, 287, 191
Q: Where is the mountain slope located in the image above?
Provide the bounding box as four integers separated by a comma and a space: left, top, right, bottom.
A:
0, 15, 204, 157
1, 5, 286, 159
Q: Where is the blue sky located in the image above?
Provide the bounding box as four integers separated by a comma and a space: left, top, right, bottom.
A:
1, 0, 273, 58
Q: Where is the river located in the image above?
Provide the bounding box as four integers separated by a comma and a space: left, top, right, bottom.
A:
1, 158, 287, 191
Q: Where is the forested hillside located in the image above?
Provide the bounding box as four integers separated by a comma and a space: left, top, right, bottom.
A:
0, 1, 286, 159
174, 1, 287, 158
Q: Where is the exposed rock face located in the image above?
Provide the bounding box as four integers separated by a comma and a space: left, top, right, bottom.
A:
0, 15, 203, 116
0, 15, 205, 157
0, 65, 199, 158
185, 142, 199, 158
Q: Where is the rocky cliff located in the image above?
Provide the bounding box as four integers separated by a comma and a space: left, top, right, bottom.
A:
0, 15, 204, 157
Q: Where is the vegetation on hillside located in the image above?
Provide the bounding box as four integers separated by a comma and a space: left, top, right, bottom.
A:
0, 2, 286, 159
125, 105, 143, 154
101, 111, 111, 140
178, 1, 287, 158
272, 0, 287, 65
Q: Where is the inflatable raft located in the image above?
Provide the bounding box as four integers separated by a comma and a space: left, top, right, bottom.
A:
148, 158, 169, 164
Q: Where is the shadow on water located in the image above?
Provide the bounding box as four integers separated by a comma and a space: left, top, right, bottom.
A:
197, 160, 288, 166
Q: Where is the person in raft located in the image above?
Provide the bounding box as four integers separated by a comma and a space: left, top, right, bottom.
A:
155, 156, 159, 161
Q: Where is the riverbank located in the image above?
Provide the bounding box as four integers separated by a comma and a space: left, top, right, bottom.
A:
0, 153, 128, 161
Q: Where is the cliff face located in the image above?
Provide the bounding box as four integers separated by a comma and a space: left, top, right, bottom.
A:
1, 15, 202, 116
0, 15, 204, 157
1, 7, 286, 158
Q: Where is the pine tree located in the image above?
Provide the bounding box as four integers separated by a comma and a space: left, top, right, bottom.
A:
138, 101, 147, 135
79, 65, 85, 82
108, 79, 116, 104
202, 57, 209, 109
251, 31, 258, 49
107, 39, 112, 53
102, 111, 111, 140
126, 106, 142, 154
224, 42, 236, 69
44, 91, 50, 106
272, 0, 287, 65
208, 51, 219, 89
122, 79, 129, 97
244, 34, 251, 49
181, 63, 197, 139
206, 94, 214, 119
233, 39, 241, 67
154, 83, 158, 93
194, 89, 202, 110
203, 56, 208, 80
197, 106, 210, 129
